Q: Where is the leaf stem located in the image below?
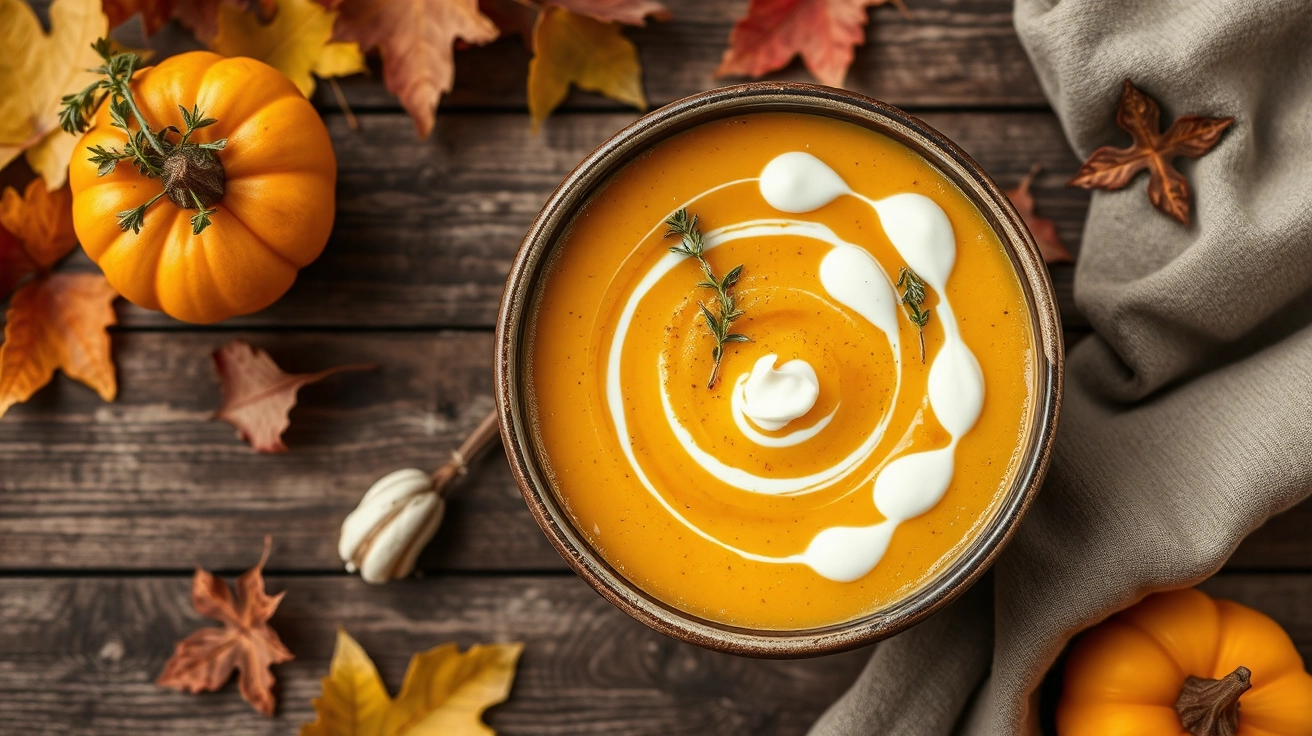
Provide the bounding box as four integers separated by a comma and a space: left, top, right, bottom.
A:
664, 209, 749, 388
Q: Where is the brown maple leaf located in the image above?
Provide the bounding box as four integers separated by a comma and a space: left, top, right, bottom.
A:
0, 274, 118, 419
213, 339, 375, 453
1007, 165, 1072, 265
716, 0, 907, 88
322, 0, 500, 137
156, 537, 293, 717
1069, 79, 1233, 225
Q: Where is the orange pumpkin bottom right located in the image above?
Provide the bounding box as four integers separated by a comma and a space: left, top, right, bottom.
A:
1059, 588, 1312, 736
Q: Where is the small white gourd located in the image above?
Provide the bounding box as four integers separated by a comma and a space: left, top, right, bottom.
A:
339, 469, 443, 584
339, 410, 500, 584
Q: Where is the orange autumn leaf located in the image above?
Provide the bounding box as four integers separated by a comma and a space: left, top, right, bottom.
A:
1007, 165, 1072, 265
1069, 79, 1233, 226
716, 0, 907, 88
0, 273, 117, 419
213, 339, 375, 453
0, 180, 79, 298
528, 6, 645, 130
323, 0, 499, 137
156, 537, 293, 717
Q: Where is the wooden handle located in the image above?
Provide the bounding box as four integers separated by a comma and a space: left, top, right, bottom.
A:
432, 409, 502, 495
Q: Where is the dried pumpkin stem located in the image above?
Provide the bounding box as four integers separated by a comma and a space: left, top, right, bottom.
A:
1174, 665, 1251, 736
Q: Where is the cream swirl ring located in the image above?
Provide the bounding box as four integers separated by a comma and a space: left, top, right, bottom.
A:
602, 154, 985, 582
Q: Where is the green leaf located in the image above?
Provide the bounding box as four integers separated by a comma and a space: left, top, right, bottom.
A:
723, 334, 750, 343
698, 303, 719, 334
722, 265, 743, 288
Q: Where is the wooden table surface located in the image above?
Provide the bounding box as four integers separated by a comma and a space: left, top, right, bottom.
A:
3, 1, 1310, 733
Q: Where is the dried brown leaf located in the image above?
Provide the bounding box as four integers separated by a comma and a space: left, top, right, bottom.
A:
213, 339, 375, 453
716, 0, 906, 88
1069, 79, 1233, 225
156, 537, 293, 717
324, 0, 499, 137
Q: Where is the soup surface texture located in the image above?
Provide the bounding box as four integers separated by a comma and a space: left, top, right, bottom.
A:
529, 112, 1035, 630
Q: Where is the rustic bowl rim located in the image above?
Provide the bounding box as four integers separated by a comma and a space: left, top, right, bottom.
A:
495, 82, 1063, 658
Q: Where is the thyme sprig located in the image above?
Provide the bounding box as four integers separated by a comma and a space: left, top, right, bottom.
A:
664, 208, 749, 389
59, 39, 229, 235
897, 267, 931, 363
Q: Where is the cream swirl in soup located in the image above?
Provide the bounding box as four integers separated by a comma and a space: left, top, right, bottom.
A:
530, 113, 1034, 629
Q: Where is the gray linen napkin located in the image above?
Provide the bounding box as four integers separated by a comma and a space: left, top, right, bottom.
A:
810, 0, 1312, 733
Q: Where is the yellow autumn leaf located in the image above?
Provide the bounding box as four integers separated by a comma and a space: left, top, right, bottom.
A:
0, 0, 107, 190
210, 0, 366, 97
301, 628, 522, 736
527, 6, 646, 132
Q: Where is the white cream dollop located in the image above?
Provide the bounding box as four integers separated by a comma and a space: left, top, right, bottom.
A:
741, 354, 820, 431
759, 152, 850, 213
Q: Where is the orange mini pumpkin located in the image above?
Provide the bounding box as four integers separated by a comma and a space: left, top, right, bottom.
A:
1059, 588, 1312, 736
68, 49, 334, 324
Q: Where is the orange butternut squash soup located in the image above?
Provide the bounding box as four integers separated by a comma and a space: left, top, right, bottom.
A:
527, 112, 1035, 630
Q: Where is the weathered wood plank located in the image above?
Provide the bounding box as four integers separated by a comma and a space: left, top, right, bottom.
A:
106, 0, 1044, 111
0, 575, 870, 735
58, 111, 1085, 329
2, 330, 1309, 573
0, 331, 562, 573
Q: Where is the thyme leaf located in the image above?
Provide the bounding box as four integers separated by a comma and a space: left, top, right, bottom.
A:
664, 208, 749, 389
896, 267, 931, 363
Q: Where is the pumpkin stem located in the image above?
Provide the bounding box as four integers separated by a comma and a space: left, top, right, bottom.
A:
61, 39, 229, 236
162, 146, 226, 211
1175, 665, 1251, 736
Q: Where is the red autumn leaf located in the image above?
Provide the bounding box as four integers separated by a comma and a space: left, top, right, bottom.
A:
156, 537, 293, 717
549, 0, 668, 26
104, 0, 275, 40
479, 0, 540, 46
322, 0, 500, 137
0, 274, 118, 419
103, 0, 176, 35
1069, 79, 1233, 226
716, 0, 907, 88
1007, 165, 1072, 265
481, 0, 666, 49
213, 339, 375, 453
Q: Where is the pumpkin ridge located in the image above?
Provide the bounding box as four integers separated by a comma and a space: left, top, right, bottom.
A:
212, 202, 302, 272
1115, 611, 1191, 686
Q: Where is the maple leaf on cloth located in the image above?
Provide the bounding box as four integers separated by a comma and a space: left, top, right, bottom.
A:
0, 0, 107, 190
0, 274, 118, 419
210, 0, 366, 96
321, 0, 500, 137
0, 180, 79, 299
213, 339, 374, 453
1007, 165, 1072, 265
716, 0, 906, 88
1069, 79, 1233, 226
527, 6, 647, 130
157, 537, 293, 717
300, 628, 522, 736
